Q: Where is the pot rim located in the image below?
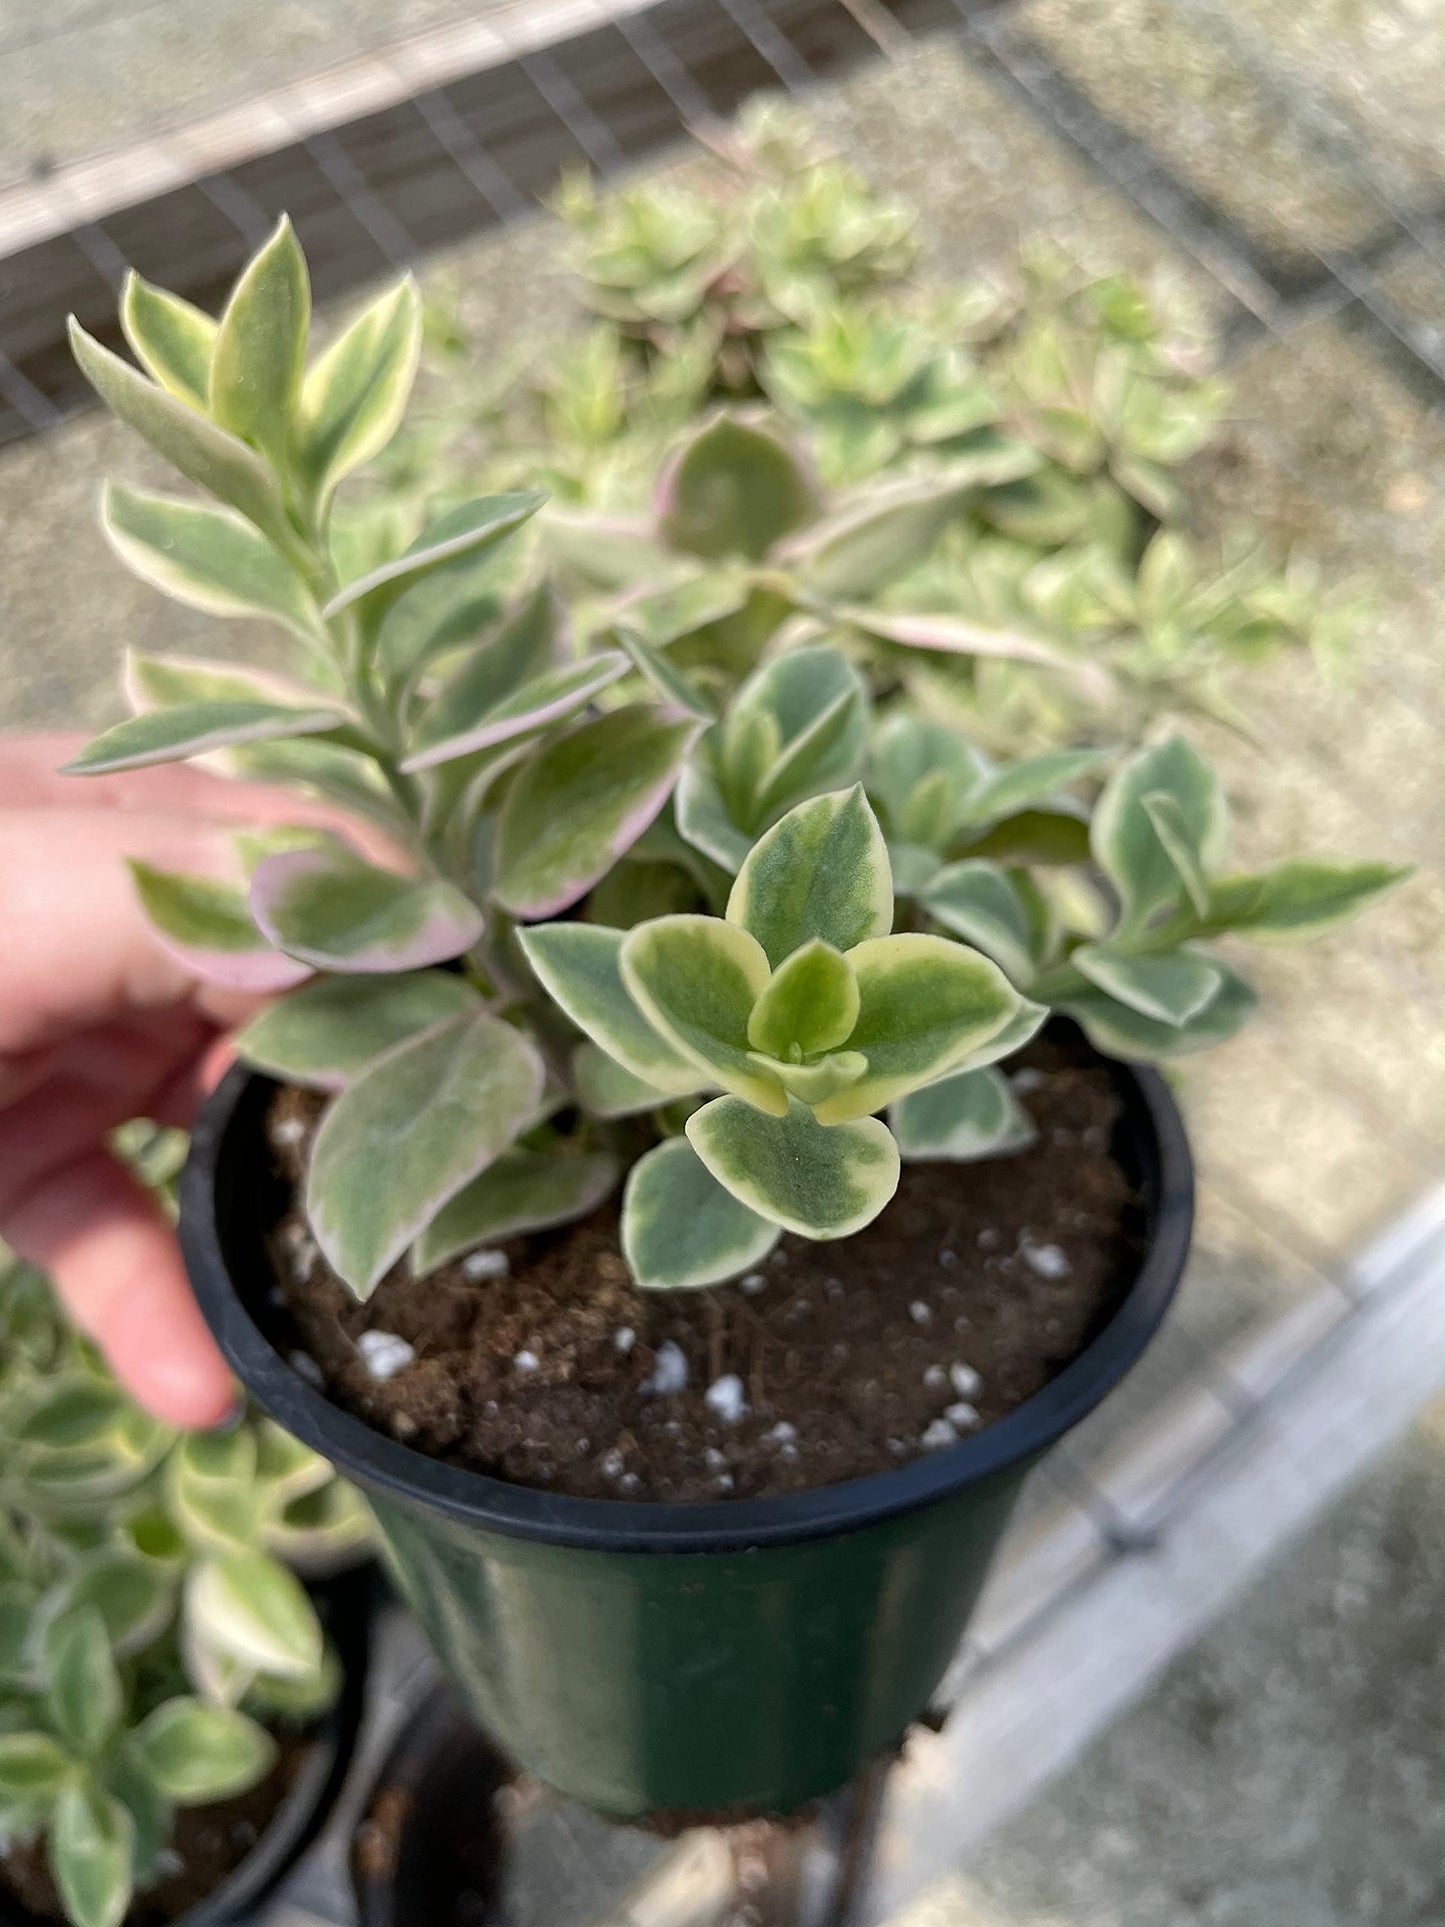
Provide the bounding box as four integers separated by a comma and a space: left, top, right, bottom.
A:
181, 1051, 1193, 1556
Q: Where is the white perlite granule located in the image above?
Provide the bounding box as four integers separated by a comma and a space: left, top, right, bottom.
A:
909, 1300, 932, 1325
1022, 1242, 1070, 1279
949, 1362, 982, 1399
613, 1326, 636, 1354
289, 1350, 323, 1386
767, 1421, 798, 1444
642, 1340, 689, 1396
704, 1374, 748, 1424
599, 1448, 625, 1479
1010, 1068, 1045, 1096
356, 1331, 415, 1381
740, 1272, 767, 1295
462, 1248, 510, 1281
921, 1418, 957, 1450
946, 1401, 981, 1430
924, 1364, 947, 1390
272, 1115, 307, 1148
513, 1349, 540, 1374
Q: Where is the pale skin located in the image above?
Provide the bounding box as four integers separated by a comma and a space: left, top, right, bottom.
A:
0, 734, 375, 1428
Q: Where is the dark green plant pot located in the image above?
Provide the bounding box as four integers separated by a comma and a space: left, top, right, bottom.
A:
181, 1048, 1191, 1820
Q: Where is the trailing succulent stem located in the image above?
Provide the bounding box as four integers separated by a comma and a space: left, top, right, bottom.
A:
69, 216, 1405, 1307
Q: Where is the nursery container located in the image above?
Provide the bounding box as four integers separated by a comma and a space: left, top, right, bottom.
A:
180, 1045, 1192, 1820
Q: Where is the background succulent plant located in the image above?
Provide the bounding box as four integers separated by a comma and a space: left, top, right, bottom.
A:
0, 1241, 364, 1927
64, 219, 1405, 1310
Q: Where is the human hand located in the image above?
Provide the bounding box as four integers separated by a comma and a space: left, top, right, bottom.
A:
0, 733, 352, 1426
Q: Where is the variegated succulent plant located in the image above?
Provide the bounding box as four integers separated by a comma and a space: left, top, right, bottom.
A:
412, 107, 1354, 747
0, 1253, 365, 1927
65, 220, 1404, 1311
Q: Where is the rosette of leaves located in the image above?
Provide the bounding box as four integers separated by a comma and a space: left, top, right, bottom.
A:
0, 1260, 364, 1927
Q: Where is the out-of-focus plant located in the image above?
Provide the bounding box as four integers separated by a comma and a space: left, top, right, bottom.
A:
0, 1254, 365, 1927
64, 221, 1405, 1315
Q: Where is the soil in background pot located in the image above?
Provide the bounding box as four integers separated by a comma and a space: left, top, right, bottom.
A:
268, 1035, 1140, 1504
0, 1737, 309, 1927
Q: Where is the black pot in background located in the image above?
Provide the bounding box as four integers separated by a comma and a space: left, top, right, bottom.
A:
183, 1041, 1193, 1821
0, 1570, 371, 1927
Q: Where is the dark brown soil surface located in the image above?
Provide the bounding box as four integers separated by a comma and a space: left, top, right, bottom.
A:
268, 1038, 1139, 1504
0, 1737, 306, 1925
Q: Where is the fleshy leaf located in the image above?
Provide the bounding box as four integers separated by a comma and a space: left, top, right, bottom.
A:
208, 215, 310, 466
121, 272, 215, 408
0, 1733, 68, 1805
403, 651, 629, 771
234, 971, 482, 1088
132, 1699, 277, 1805
790, 479, 961, 599
813, 933, 1022, 1124
687, 1097, 899, 1239
621, 916, 784, 1114
922, 862, 1039, 983
250, 847, 484, 973
1204, 860, 1411, 943
391, 577, 555, 720
306, 1009, 544, 1295
324, 492, 544, 620
413, 1149, 619, 1274
722, 645, 869, 830
63, 699, 348, 776
658, 415, 816, 562
1091, 737, 1227, 933
128, 861, 311, 993
296, 276, 422, 507
867, 714, 988, 843
46, 1609, 122, 1758
675, 759, 754, 874
491, 706, 699, 919
50, 1781, 134, 1927
1142, 791, 1211, 917
516, 923, 704, 1094
745, 1048, 868, 1107
614, 625, 715, 721
961, 748, 1108, 826
573, 1041, 676, 1117
849, 607, 1113, 700
103, 484, 322, 642
622, 1136, 781, 1289
890, 1065, 1036, 1161
68, 319, 293, 552
726, 786, 893, 967
1073, 943, 1224, 1027
1060, 961, 1257, 1060
124, 650, 331, 715
746, 939, 858, 1058
185, 1552, 323, 1679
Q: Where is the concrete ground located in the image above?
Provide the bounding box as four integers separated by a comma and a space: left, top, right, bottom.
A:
899, 1399, 1445, 1927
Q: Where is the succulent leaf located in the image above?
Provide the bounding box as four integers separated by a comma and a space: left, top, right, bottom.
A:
208, 215, 310, 466
324, 492, 545, 620
658, 414, 816, 561
305, 1010, 545, 1296
746, 939, 859, 1058
296, 276, 423, 507
235, 971, 482, 1089
622, 1136, 781, 1289
922, 861, 1041, 983
1060, 959, 1257, 1060
404, 651, 630, 771
46, 1609, 122, 1759
120, 272, 216, 407
517, 923, 705, 1095
64, 699, 349, 777
621, 915, 784, 1114
1092, 736, 1227, 933
127, 861, 311, 994
131, 1700, 277, 1805
50, 1781, 134, 1927
687, 1096, 899, 1239
890, 1065, 1036, 1161
250, 847, 484, 973
726, 786, 892, 967
1073, 942, 1224, 1027
413, 1148, 620, 1275
185, 1552, 322, 1681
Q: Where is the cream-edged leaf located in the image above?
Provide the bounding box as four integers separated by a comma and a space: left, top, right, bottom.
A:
324, 492, 544, 620
120, 272, 215, 408
234, 971, 482, 1088
491, 706, 699, 919
1073, 943, 1224, 1027
622, 1137, 781, 1289
63, 699, 348, 776
127, 861, 310, 994
250, 848, 484, 973
306, 1010, 545, 1295
1092, 736, 1227, 933
890, 1065, 1035, 1161
1060, 961, 1257, 1061
746, 939, 858, 1058
103, 484, 322, 641
813, 933, 1022, 1124
726, 785, 892, 968
208, 215, 310, 465
922, 861, 1039, 983
621, 915, 784, 1114
413, 1149, 619, 1275
572, 1041, 676, 1117
50, 1781, 133, 1927
687, 1097, 899, 1239
516, 922, 704, 1095
1204, 860, 1411, 944
132, 1700, 276, 1805
403, 651, 629, 771
297, 276, 422, 506
658, 414, 816, 561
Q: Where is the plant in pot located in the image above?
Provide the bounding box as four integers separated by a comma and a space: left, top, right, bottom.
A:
63, 222, 1405, 1823
0, 1254, 369, 1927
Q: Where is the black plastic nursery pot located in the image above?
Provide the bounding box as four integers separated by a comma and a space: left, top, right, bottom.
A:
0, 1573, 369, 1927
180, 1048, 1193, 1822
